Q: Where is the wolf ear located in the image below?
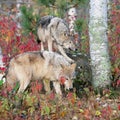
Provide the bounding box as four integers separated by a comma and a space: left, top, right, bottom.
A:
60, 63, 76, 70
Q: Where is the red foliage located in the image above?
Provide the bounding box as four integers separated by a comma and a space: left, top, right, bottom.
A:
118, 104, 120, 110
49, 92, 55, 100
0, 90, 8, 97
67, 92, 73, 99
108, 0, 120, 87
116, 79, 120, 87
31, 80, 43, 93
0, 67, 6, 72
83, 109, 91, 120
101, 106, 112, 120
0, 15, 40, 67
77, 100, 82, 107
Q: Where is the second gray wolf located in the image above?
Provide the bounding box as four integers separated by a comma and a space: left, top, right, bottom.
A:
5, 51, 76, 95
37, 15, 76, 63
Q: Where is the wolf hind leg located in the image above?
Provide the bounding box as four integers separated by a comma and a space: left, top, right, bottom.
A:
41, 42, 44, 51
6, 75, 16, 90
17, 79, 30, 93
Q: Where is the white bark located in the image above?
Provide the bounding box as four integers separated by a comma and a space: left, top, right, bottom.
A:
89, 0, 111, 88
0, 47, 5, 81
0, 47, 4, 68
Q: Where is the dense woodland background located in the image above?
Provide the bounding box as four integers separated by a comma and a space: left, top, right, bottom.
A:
0, 0, 120, 119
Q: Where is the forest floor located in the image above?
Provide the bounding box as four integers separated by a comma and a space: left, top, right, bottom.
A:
0, 85, 120, 120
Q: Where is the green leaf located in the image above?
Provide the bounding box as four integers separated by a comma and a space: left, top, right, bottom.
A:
79, 108, 84, 113
37, 0, 55, 6
0, 79, 4, 86
44, 106, 50, 115
13, 82, 19, 92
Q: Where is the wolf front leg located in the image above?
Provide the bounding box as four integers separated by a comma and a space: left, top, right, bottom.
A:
48, 40, 53, 51
43, 79, 51, 93
58, 45, 74, 63
41, 42, 44, 51
53, 81, 62, 96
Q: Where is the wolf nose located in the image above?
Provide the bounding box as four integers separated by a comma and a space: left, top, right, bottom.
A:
69, 88, 73, 92
75, 48, 78, 51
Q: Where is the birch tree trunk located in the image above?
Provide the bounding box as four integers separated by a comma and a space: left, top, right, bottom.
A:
0, 47, 4, 68
89, 0, 111, 88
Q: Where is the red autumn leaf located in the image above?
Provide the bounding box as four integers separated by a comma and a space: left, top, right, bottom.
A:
77, 101, 82, 107
101, 108, 108, 118
107, 105, 112, 114
67, 92, 73, 99
84, 109, 91, 120
114, 67, 120, 73
7, 85, 13, 92
71, 98, 75, 104
2, 56, 9, 63
34, 80, 43, 92
31, 86, 36, 93
36, 83, 43, 92
1, 90, 8, 97
118, 104, 120, 110
116, 44, 120, 51
116, 25, 120, 34
0, 67, 6, 72
117, 79, 120, 86
30, 81, 42, 93
60, 76, 66, 85
49, 92, 55, 100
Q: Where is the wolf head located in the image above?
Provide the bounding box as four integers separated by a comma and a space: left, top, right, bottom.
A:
62, 40, 76, 51
48, 17, 76, 51
60, 63, 76, 90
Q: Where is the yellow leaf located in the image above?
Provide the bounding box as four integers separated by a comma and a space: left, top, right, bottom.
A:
95, 110, 101, 116
79, 109, 84, 113
60, 111, 67, 117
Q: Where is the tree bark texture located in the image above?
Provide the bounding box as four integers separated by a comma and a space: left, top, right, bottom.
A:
0, 47, 4, 68
89, 0, 111, 88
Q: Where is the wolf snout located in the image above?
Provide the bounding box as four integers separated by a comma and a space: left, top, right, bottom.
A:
66, 88, 73, 92
75, 48, 78, 51
69, 48, 77, 51
69, 48, 73, 51
69, 88, 73, 92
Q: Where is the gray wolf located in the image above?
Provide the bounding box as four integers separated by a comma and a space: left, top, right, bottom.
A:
37, 15, 76, 63
5, 51, 76, 95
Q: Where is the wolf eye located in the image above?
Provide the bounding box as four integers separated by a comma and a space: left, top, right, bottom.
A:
66, 78, 69, 80
64, 32, 68, 36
